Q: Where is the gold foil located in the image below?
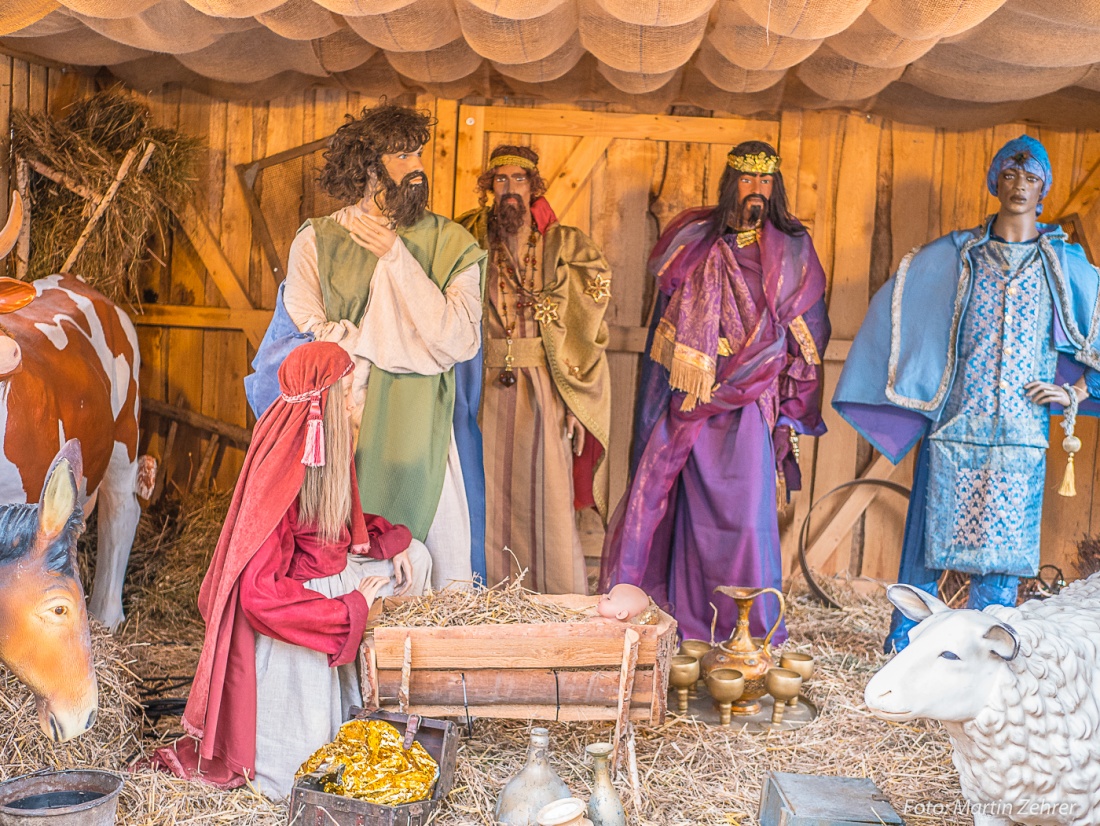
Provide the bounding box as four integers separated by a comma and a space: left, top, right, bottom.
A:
296, 720, 439, 805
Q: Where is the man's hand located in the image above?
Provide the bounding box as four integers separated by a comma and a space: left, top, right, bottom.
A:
349, 213, 398, 257
355, 575, 389, 608
391, 549, 414, 595
1024, 381, 1086, 407
565, 412, 585, 456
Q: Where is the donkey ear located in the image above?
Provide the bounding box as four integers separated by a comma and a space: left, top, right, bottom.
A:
38, 441, 82, 541
886, 584, 949, 622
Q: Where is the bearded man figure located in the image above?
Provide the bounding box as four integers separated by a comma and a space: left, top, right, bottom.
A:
458, 145, 612, 594
600, 141, 830, 644
246, 104, 487, 590
835, 135, 1100, 653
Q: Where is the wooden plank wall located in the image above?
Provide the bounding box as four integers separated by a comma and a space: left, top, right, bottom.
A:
1, 51, 1098, 582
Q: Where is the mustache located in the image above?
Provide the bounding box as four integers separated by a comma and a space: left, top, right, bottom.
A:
740, 194, 767, 224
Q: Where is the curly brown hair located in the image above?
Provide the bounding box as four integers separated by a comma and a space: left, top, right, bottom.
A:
319, 104, 434, 204
476, 144, 547, 207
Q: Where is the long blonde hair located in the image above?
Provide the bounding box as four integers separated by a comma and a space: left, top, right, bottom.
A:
297, 379, 352, 542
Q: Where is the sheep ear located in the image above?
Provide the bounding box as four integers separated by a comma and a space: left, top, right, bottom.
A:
984, 623, 1019, 661
886, 584, 949, 622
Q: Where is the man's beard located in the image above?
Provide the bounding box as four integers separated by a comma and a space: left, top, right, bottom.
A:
491, 193, 529, 237
738, 194, 768, 228
377, 168, 429, 229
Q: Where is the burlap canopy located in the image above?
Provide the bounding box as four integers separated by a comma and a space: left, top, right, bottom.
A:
4, 0, 1100, 126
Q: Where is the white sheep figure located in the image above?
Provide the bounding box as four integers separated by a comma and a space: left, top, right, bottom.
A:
864, 575, 1100, 826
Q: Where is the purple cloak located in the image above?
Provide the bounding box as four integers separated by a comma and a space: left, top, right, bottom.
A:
601, 210, 829, 643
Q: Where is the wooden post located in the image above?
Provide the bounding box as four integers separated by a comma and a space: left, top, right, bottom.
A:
611, 628, 640, 775
62, 141, 155, 273
398, 634, 413, 713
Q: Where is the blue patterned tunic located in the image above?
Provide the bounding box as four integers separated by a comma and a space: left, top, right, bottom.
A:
924, 238, 1058, 576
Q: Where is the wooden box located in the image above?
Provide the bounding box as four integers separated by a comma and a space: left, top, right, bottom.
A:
288, 710, 459, 826
360, 594, 677, 725
758, 772, 904, 826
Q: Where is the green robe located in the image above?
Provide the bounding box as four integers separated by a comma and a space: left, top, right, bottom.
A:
308, 212, 486, 540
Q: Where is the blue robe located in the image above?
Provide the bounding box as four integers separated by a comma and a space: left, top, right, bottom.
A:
834, 220, 1100, 650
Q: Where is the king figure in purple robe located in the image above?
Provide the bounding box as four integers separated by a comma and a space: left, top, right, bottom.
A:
600, 141, 831, 644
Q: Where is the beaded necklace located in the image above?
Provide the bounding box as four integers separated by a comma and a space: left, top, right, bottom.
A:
493, 225, 541, 387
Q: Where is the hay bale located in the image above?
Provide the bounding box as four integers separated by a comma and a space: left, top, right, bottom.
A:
11, 88, 199, 303
0, 622, 141, 779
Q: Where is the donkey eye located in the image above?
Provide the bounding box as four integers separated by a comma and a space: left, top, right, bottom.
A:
53, 605, 67, 616
939, 651, 960, 660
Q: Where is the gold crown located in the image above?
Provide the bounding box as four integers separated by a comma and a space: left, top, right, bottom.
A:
727, 151, 781, 174
489, 154, 537, 171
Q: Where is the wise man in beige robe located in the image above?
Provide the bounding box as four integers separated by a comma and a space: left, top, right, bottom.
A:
459, 144, 612, 594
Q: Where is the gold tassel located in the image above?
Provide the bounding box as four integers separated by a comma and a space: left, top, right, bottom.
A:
776, 470, 788, 513
1059, 447, 1079, 497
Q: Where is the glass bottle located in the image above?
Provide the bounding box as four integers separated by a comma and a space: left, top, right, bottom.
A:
585, 743, 626, 826
495, 727, 572, 826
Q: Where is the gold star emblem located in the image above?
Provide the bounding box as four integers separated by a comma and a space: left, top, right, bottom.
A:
584, 274, 612, 302
533, 298, 559, 325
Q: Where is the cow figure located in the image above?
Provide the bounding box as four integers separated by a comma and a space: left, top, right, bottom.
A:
0, 192, 149, 631
0, 440, 97, 742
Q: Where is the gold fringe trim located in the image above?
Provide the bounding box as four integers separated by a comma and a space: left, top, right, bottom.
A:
651, 318, 716, 412
789, 315, 821, 365
1059, 454, 1077, 497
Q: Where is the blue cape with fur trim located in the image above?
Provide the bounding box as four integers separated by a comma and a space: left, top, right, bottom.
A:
833, 220, 1100, 463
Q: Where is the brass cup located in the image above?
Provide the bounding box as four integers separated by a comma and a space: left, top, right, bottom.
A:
669, 655, 700, 715
779, 652, 814, 706
765, 667, 803, 726
704, 668, 744, 726
678, 640, 711, 697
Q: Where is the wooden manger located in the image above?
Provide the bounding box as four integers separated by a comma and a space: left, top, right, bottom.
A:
359, 594, 676, 757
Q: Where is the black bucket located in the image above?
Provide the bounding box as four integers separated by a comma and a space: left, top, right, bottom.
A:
0, 770, 122, 826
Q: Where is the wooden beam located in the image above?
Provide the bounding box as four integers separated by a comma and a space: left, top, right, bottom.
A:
454, 105, 487, 219
129, 304, 271, 338
142, 397, 252, 447
803, 453, 902, 572
1052, 154, 1100, 220
481, 108, 778, 146
173, 202, 262, 346
545, 135, 612, 221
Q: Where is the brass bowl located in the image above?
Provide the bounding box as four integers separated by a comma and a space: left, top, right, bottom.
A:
779, 652, 814, 706
677, 640, 710, 698
669, 655, 701, 714
764, 667, 802, 726
704, 668, 744, 726
678, 639, 712, 660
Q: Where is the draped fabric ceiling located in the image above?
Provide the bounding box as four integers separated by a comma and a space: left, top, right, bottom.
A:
3, 0, 1100, 127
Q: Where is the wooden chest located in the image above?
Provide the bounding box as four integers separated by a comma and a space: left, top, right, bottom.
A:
359, 594, 677, 726
758, 772, 904, 826
288, 710, 459, 826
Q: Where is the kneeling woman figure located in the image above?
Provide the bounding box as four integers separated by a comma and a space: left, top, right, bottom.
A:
157, 341, 431, 799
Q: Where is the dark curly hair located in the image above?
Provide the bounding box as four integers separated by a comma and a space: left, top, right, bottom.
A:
712, 140, 804, 239
319, 104, 434, 204
476, 144, 547, 207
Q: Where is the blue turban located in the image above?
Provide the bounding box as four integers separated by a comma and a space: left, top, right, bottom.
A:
987, 135, 1052, 214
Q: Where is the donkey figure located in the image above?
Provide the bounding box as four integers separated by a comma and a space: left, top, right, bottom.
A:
0, 439, 97, 742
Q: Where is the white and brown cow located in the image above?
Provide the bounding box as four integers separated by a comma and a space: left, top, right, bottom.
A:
0, 193, 149, 631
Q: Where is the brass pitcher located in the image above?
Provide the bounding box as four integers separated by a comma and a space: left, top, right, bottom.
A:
699, 586, 785, 715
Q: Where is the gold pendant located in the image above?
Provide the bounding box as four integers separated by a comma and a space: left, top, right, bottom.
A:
584, 273, 612, 302
498, 338, 517, 387
533, 298, 559, 324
